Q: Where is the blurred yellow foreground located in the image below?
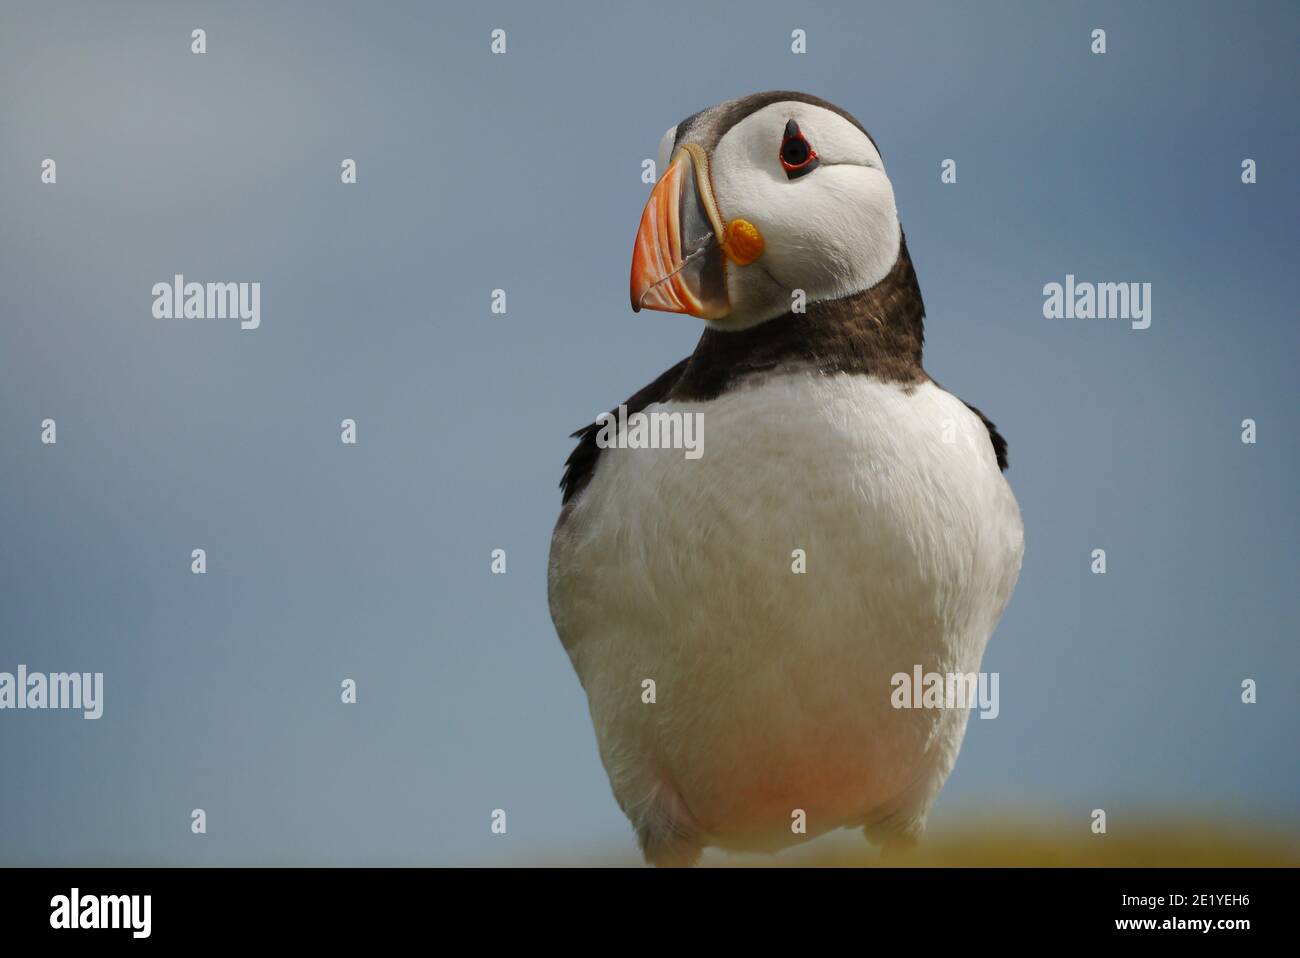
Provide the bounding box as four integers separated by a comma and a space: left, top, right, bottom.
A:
553, 813, 1300, 867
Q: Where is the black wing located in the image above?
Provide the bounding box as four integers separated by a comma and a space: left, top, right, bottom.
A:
963, 401, 1009, 471
559, 358, 691, 505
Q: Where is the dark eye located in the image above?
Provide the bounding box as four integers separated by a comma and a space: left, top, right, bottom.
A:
779, 119, 820, 179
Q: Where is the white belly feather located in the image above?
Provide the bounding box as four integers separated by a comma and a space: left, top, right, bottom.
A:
549, 371, 1023, 855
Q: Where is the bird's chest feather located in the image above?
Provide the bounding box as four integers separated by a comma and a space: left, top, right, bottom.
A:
550, 372, 1022, 837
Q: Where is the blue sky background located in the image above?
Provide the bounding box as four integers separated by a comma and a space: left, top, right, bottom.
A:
0, 0, 1296, 865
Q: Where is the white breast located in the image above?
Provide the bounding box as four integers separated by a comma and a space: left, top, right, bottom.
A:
549, 371, 1023, 856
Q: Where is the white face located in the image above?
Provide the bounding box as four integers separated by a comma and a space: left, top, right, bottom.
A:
707, 102, 901, 329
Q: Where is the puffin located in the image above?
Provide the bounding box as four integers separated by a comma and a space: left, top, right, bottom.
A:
548, 91, 1024, 866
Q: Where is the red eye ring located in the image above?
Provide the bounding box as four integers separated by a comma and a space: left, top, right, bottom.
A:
779, 119, 820, 179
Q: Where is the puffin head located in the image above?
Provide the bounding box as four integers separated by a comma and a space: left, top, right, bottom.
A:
631, 91, 902, 331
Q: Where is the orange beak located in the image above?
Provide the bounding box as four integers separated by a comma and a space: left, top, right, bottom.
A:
629, 144, 731, 319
